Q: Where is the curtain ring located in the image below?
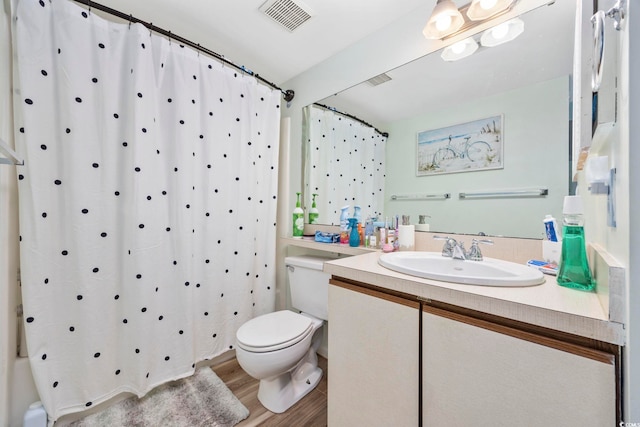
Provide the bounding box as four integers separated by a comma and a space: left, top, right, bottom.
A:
168, 31, 172, 45
197, 43, 200, 57
87, 0, 91, 14
149, 23, 153, 37
128, 14, 132, 29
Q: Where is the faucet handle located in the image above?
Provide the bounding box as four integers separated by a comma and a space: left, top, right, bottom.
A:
467, 239, 494, 261
433, 235, 456, 257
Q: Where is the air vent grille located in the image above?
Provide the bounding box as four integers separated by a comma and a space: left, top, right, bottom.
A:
366, 73, 392, 87
260, 0, 314, 32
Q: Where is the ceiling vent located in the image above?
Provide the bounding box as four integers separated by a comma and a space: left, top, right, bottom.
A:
259, 0, 314, 32
366, 73, 392, 87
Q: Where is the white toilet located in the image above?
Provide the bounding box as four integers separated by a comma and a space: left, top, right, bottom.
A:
235, 255, 330, 413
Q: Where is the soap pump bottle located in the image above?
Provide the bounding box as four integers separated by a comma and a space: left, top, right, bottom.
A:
292, 192, 304, 238
557, 195, 595, 291
308, 193, 319, 224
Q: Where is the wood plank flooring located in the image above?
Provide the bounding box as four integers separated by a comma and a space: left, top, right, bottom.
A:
212, 356, 328, 427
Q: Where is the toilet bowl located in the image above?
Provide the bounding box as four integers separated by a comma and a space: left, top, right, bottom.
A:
235, 255, 331, 413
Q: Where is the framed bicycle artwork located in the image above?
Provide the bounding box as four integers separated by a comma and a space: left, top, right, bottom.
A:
416, 115, 503, 176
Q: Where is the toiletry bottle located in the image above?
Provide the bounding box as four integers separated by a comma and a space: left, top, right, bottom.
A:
364, 217, 374, 248
358, 222, 364, 246
379, 222, 387, 249
543, 214, 560, 242
386, 217, 395, 246
348, 218, 360, 247
340, 205, 350, 244
292, 192, 304, 238
353, 205, 362, 224
394, 215, 400, 250
369, 227, 377, 249
557, 196, 594, 291
308, 193, 319, 224
387, 229, 396, 248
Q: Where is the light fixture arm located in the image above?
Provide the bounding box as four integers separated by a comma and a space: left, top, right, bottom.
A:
605, 0, 626, 31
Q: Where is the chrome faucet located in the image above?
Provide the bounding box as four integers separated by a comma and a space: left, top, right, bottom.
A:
451, 241, 467, 260
434, 236, 493, 261
433, 236, 466, 259
466, 238, 494, 261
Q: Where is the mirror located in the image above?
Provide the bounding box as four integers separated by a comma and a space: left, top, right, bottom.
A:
304, 1, 576, 239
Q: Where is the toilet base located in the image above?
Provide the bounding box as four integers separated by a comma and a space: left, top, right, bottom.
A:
257, 348, 323, 414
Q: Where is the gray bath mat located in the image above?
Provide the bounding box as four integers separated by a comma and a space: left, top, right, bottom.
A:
68, 368, 249, 427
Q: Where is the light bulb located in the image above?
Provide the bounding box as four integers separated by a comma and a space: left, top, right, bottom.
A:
435, 14, 452, 31
491, 22, 509, 40
451, 41, 467, 54
480, 0, 498, 10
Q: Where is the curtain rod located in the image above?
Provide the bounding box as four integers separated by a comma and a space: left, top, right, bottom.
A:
313, 103, 389, 138
70, 0, 295, 102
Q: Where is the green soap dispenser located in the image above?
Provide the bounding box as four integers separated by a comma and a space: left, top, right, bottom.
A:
308, 193, 319, 224
292, 192, 304, 238
557, 195, 595, 291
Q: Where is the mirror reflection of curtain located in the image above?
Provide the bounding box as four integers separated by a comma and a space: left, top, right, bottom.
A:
304, 105, 386, 225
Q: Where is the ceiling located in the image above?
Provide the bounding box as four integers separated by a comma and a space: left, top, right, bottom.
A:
90, 0, 430, 85
318, 0, 576, 127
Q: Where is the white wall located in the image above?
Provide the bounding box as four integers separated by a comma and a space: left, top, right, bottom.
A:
384, 76, 569, 238
574, 0, 636, 418
621, 0, 637, 418
2, 1, 42, 425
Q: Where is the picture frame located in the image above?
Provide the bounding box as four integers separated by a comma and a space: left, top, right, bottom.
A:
416, 115, 503, 176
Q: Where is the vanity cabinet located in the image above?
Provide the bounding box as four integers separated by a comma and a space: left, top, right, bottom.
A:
328, 280, 420, 426
422, 305, 618, 427
328, 278, 620, 426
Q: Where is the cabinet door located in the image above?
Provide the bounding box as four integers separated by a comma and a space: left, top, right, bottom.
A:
422, 307, 617, 427
328, 282, 420, 427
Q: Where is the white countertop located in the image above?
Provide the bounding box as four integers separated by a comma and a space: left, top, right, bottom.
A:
324, 251, 625, 345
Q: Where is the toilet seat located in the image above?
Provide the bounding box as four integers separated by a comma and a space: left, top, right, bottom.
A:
236, 310, 314, 353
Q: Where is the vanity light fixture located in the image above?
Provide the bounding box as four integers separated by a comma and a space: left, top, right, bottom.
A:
480, 18, 524, 47
423, 0, 465, 40
466, 0, 514, 21
441, 37, 478, 61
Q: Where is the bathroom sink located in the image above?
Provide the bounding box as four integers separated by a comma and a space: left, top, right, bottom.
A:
378, 252, 544, 287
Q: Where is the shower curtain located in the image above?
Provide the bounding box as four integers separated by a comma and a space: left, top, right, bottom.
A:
304, 104, 386, 225
14, 0, 279, 420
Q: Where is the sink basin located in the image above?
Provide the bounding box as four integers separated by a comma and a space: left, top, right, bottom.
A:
378, 252, 545, 287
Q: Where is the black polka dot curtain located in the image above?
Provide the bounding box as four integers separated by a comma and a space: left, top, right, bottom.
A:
304, 105, 386, 225
14, 0, 279, 420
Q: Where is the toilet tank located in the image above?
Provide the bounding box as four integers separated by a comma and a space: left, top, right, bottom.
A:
285, 255, 332, 320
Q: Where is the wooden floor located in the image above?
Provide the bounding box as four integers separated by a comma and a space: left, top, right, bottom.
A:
212, 356, 328, 427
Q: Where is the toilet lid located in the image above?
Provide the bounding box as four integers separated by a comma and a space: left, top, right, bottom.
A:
236, 310, 313, 351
